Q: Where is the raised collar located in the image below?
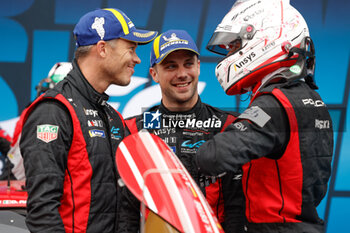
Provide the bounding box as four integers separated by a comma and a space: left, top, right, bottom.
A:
68, 59, 109, 106
157, 96, 203, 117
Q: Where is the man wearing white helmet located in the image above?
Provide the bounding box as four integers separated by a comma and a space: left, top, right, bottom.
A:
195, 0, 333, 232
2, 62, 73, 181
35, 62, 73, 98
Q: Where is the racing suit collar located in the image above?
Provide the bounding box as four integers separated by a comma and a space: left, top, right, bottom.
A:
70, 59, 110, 106
158, 96, 203, 116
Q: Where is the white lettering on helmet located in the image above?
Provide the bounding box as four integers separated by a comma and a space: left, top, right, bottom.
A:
235, 52, 256, 69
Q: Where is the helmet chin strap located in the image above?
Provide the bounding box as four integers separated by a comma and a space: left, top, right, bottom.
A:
255, 36, 317, 93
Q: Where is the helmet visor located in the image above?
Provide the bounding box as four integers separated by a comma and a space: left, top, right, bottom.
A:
206, 31, 242, 56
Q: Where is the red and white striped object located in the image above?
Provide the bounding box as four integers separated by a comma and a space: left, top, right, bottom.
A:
116, 131, 224, 233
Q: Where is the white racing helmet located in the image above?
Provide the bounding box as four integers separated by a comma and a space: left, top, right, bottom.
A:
207, 0, 315, 95
35, 62, 73, 97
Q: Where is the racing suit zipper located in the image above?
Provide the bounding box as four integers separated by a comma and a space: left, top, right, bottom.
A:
98, 105, 119, 231
98, 106, 118, 182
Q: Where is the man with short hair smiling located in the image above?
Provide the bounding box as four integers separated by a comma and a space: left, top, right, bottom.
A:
120, 29, 246, 232
20, 8, 157, 233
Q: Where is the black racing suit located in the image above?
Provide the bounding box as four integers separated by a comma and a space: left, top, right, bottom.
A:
20, 59, 126, 233
196, 81, 333, 233
118, 98, 246, 232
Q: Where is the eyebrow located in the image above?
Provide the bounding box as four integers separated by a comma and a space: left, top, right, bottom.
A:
161, 56, 195, 66
127, 41, 138, 48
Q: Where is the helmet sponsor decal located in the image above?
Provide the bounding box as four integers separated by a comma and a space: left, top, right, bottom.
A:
262, 41, 276, 52
289, 65, 301, 74
243, 9, 264, 21
235, 52, 256, 69
230, 0, 262, 22
37, 124, 59, 143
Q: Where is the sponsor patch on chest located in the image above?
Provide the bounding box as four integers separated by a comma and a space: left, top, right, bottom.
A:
89, 129, 106, 138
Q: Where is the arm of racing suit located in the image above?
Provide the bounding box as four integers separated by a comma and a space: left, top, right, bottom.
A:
116, 185, 141, 233
221, 171, 246, 232
20, 100, 72, 233
212, 112, 246, 232
196, 94, 289, 176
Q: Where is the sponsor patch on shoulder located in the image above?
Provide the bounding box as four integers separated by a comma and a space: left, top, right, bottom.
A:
37, 124, 59, 143
237, 106, 271, 127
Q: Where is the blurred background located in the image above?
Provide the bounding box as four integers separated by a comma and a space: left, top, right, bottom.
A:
0, 0, 349, 232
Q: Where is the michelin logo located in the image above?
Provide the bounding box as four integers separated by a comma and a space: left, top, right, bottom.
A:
91, 17, 105, 40
160, 33, 188, 52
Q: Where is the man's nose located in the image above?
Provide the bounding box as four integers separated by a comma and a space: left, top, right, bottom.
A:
133, 53, 141, 64
176, 66, 187, 78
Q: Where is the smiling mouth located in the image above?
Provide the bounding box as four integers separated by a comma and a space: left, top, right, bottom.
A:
128, 66, 135, 72
175, 82, 190, 87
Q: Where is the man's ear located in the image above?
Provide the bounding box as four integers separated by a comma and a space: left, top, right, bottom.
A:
96, 40, 107, 58
197, 59, 200, 77
150, 66, 159, 83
